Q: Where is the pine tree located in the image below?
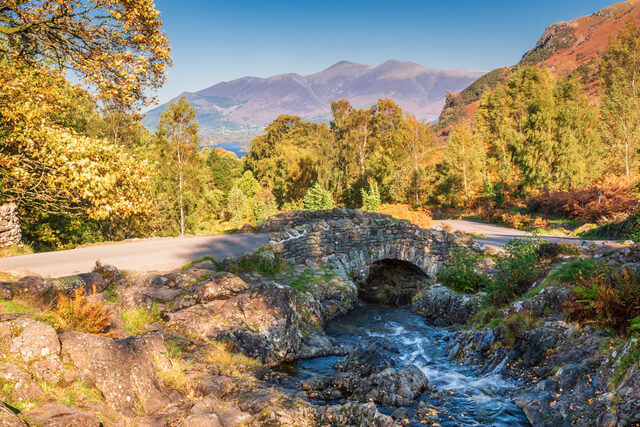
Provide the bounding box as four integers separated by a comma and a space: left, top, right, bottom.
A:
361, 182, 381, 212
303, 182, 334, 211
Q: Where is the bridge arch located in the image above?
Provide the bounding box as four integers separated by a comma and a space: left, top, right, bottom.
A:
264, 209, 459, 303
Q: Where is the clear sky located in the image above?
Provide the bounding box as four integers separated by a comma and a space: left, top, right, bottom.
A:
150, 0, 617, 107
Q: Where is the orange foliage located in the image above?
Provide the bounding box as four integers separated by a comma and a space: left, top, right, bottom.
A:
528, 184, 638, 222
378, 203, 433, 228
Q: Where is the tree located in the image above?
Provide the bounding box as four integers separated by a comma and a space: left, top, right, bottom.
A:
237, 170, 260, 198
303, 183, 334, 211
227, 186, 248, 226
442, 122, 486, 206
402, 114, 436, 206
0, 0, 172, 107
600, 19, 640, 176
157, 97, 200, 235
361, 182, 381, 212
0, 60, 153, 248
206, 148, 242, 196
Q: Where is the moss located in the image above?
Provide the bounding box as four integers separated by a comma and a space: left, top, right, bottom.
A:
181, 256, 222, 271
613, 339, 640, 386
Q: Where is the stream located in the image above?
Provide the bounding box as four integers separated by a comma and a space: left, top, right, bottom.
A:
291, 305, 530, 426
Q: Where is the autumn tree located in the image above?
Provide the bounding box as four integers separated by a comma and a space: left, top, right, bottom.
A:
157, 97, 200, 235
0, 60, 153, 248
0, 0, 172, 107
441, 122, 486, 206
600, 18, 640, 176
402, 114, 436, 206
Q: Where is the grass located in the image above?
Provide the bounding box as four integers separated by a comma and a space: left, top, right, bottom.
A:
285, 266, 340, 292
0, 244, 34, 258
121, 303, 161, 336
521, 258, 608, 300
613, 338, 640, 387
181, 256, 222, 271
0, 298, 42, 316
202, 340, 260, 376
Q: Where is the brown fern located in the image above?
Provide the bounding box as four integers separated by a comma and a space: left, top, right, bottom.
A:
48, 286, 114, 336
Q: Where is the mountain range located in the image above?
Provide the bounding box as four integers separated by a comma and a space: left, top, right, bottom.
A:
142, 60, 486, 139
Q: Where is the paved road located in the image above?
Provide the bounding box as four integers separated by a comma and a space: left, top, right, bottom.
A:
0, 220, 622, 278
0, 234, 271, 278
433, 219, 621, 250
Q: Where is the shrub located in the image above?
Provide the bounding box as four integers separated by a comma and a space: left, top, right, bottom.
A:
488, 236, 543, 304
566, 267, 640, 335
48, 287, 113, 336
303, 182, 334, 211
527, 183, 638, 223
502, 309, 536, 346
536, 242, 582, 259
361, 182, 381, 212
437, 247, 489, 294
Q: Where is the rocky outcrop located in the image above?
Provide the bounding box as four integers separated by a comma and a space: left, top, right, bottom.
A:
411, 284, 481, 325
0, 203, 21, 248
59, 331, 172, 416
321, 402, 394, 427
0, 402, 27, 426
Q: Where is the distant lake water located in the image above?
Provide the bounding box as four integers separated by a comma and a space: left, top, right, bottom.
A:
206, 142, 248, 157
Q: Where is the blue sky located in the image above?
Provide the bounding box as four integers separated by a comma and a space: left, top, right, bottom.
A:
150, 0, 616, 106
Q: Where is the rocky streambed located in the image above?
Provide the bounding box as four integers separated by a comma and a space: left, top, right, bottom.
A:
282, 304, 530, 426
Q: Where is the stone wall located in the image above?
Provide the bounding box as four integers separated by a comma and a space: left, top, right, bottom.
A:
264, 209, 460, 281
258, 208, 396, 232
0, 203, 21, 248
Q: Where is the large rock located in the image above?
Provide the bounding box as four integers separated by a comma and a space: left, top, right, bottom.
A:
334, 340, 398, 376
353, 364, 428, 407
59, 331, 171, 416
0, 314, 62, 382
0, 363, 43, 401
166, 282, 300, 365
616, 368, 640, 426
0, 402, 27, 426
411, 284, 480, 325
23, 403, 101, 427
323, 402, 394, 427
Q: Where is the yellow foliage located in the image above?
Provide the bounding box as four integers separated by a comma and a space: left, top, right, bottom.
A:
48, 287, 113, 336
378, 203, 433, 228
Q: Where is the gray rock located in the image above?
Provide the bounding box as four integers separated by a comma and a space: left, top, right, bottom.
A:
411, 284, 480, 325
353, 364, 428, 407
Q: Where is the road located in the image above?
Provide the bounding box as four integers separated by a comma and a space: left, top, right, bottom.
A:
432, 219, 620, 251
0, 233, 270, 278
0, 220, 622, 278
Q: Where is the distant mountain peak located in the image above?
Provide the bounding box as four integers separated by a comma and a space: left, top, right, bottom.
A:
143, 60, 486, 140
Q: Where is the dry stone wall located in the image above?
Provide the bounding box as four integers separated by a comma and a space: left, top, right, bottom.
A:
0, 203, 21, 248
264, 209, 459, 281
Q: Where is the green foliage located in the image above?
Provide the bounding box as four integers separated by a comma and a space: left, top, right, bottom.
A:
207, 149, 242, 196
437, 247, 489, 294
613, 339, 640, 386
122, 303, 161, 336
227, 186, 248, 226
502, 310, 536, 346
237, 171, 260, 198
252, 187, 278, 222
361, 182, 381, 212
303, 182, 334, 211
227, 251, 287, 276
488, 236, 543, 304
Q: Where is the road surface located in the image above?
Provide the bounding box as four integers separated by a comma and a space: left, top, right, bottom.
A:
0, 234, 270, 278
0, 220, 622, 278
433, 219, 620, 251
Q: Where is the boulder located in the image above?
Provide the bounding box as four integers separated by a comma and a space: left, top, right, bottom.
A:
12, 276, 52, 296
334, 340, 398, 376
616, 368, 640, 426
0, 402, 27, 426
323, 402, 394, 427
0, 314, 62, 382
0, 363, 43, 400
23, 403, 101, 426
0, 283, 12, 299
59, 331, 171, 416
411, 284, 480, 326
353, 364, 428, 407
181, 413, 223, 427
166, 283, 300, 365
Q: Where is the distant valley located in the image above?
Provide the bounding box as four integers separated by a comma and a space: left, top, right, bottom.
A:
142, 60, 486, 153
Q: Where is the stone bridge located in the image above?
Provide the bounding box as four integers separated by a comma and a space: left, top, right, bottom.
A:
262, 209, 460, 303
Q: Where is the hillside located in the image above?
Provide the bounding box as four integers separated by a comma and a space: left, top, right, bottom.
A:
438, 0, 640, 131
143, 60, 485, 137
